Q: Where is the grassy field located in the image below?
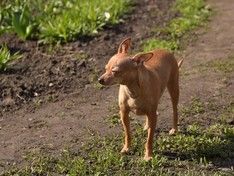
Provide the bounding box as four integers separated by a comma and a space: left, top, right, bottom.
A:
143, 0, 211, 51
0, 0, 130, 43
3, 118, 234, 175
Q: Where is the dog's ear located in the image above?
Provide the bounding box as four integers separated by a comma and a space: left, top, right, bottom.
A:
117, 37, 131, 54
132, 52, 153, 64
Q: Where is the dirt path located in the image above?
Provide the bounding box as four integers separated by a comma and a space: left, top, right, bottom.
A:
0, 0, 234, 171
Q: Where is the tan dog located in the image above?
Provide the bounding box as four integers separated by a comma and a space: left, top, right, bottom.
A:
98, 38, 183, 161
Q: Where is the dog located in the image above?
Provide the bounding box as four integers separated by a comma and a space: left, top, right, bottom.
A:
98, 38, 183, 161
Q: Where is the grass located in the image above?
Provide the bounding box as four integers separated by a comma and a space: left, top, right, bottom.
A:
0, 45, 22, 71
2, 99, 234, 175
143, 0, 211, 51
143, 39, 179, 52
105, 104, 121, 127
202, 57, 234, 74
106, 114, 121, 127
219, 102, 234, 124
180, 97, 205, 117
0, 0, 131, 43
88, 68, 105, 90
2, 123, 233, 175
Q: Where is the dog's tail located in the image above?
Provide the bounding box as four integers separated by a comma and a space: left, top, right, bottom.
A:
177, 59, 184, 68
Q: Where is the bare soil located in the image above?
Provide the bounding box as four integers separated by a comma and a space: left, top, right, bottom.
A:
0, 0, 234, 172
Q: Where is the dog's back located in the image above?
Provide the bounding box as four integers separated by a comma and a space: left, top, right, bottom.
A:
144, 49, 179, 94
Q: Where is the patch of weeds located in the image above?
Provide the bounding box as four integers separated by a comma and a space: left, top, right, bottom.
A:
218, 102, 234, 124
106, 114, 121, 127
180, 97, 205, 117
167, 0, 211, 39
177, 170, 229, 176
157, 133, 227, 159
0, 0, 131, 43
105, 104, 121, 127
206, 124, 234, 139
143, 0, 211, 51
40, 0, 131, 43
105, 104, 136, 127
203, 57, 234, 74
0, 45, 22, 71
76, 52, 89, 60
143, 39, 179, 51
3, 123, 234, 175
223, 126, 234, 139
186, 123, 201, 135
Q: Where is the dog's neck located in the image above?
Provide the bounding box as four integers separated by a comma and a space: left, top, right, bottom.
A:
124, 81, 140, 99
123, 68, 142, 99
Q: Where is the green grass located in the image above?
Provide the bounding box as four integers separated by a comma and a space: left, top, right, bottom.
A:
105, 104, 121, 127
143, 0, 211, 51
180, 98, 205, 117
203, 57, 234, 74
106, 114, 121, 127
143, 39, 179, 52
2, 123, 233, 175
0, 0, 131, 43
0, 45, 22, 71
219, 102, 234, 124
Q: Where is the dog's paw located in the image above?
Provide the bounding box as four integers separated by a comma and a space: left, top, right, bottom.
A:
121, 147, 129, 154
144, 155, 152, 161
169, 128, 177, 135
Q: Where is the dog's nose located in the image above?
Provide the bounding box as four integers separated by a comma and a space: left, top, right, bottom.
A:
98, 78, 104, 85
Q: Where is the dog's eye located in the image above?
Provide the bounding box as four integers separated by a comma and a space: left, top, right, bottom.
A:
111, 67, 120, 73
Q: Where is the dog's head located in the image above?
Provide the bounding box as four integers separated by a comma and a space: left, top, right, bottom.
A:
98, 38, 153, 86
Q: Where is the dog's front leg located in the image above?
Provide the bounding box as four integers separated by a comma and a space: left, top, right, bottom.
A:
120, 109, 131, 153
144, 112, 157, 161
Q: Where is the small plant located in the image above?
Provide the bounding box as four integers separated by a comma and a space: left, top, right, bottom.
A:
11, 4, 37, 40
0, 45, 22, 71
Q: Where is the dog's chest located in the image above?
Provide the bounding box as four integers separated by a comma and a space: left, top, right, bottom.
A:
127, 97, 147, 115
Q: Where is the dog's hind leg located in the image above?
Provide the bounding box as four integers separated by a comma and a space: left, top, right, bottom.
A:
167, 71, 179, 135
